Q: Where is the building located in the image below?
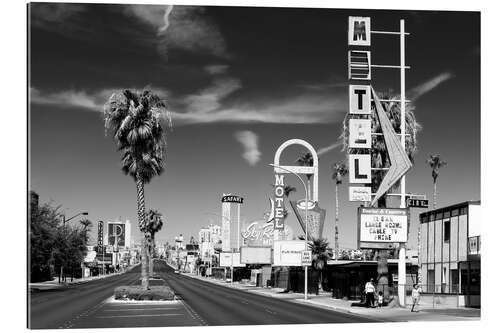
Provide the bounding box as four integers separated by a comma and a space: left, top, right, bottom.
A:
419, 201, 480, 307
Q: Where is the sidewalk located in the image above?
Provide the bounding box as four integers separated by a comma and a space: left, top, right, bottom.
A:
29, 264, 139, 291
182, 272, 480, 322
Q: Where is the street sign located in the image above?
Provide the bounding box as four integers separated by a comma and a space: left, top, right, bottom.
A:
301, 250, 312, 266
406, 198, 429, 208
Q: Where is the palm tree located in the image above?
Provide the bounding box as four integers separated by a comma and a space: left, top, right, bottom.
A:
331, 162, 348, 261
426, 154, 447, 209
145, 209, 164, 276
103, 89, 170, 289
308, 238, 330, 294
342, 91, 421, 299
296, 152, 314, 198
79, 218, 92, 244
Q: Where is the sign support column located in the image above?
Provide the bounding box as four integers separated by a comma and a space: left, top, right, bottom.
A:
398, 18, 407, 307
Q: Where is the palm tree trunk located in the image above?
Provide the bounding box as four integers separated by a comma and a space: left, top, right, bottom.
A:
149, 234, 155, 277
136, 174, 149, 290
433, 179, 437, 209
335, 183, 339, 261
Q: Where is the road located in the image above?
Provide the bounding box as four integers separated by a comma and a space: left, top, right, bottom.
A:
29, 260, 379, 328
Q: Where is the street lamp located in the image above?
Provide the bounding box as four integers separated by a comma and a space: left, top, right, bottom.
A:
59, 211, 89, 283
269, 163, 310, 300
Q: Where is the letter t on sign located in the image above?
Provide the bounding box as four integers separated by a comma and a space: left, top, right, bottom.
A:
349, 85, 371, 114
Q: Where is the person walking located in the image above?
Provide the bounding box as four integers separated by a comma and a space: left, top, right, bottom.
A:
364, 278, 376, 308
377, 291, 384, 308
411, 283, 423, 312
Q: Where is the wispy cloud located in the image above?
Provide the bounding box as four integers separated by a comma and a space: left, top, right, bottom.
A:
126, 5, 228, 58
183, 77, 241, 114
317, 140, 343, 156
234, 131, 261, 166
204, 64, 229, 75
31, 70, 453, 125
409, 72, 454, 100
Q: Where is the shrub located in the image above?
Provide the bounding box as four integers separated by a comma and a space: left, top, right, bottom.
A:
114, 286, 175, 301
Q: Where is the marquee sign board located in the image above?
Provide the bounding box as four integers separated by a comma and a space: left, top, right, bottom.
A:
348, 50, 371, 80
240, 247, 272, 264
349, 119, 372, 149
349, 186, 371, 202
348, 16, 371, 46
349, 85, 371, 114
273, 240, 306, 267
358, 207, 409, 248
219, 252, 245, 267
222, 195, 244, 204
349, 154, 371, 184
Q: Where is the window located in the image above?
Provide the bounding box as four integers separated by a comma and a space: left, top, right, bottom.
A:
444, 211, 451, 219
444, 220, 451, 242
451, 269, 459, 293
460, 207, 468, 215
427, 269, 435, 292
451, 209, 460, 217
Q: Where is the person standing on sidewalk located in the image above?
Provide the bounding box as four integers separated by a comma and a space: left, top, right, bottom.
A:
364, 278, 376, 308
411, 283, 422, 312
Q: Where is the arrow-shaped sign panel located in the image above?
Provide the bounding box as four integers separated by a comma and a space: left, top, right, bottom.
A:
370, 87, 413, 206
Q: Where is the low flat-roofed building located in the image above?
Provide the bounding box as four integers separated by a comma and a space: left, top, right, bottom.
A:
419, 200, 480, 307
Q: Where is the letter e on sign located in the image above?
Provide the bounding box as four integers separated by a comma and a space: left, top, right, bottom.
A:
348, 16, 371, 46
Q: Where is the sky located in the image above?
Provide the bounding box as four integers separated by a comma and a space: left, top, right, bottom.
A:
28, 3, 480, 250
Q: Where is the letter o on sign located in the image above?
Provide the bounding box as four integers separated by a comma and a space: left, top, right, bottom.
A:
275, 186, 284, 197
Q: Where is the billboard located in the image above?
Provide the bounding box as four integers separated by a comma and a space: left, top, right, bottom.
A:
358, 207, 408, 247
349, 119, 372, 149
108, 222, 125, 248
273, 240, 306, 266
240, 247, 272, 264
219, 252, 245, 267
222, 195, 244, 204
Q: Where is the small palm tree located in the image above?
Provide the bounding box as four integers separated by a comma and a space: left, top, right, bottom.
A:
308, 238, 330, 294
79, 219, 92, 244
145, 209, 164, 276
296, 152, 314, 198
103, 89, 170, 290
426, 154, 447, 209
331, 162, 348, 261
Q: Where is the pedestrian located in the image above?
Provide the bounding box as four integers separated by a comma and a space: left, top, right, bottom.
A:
364, 278, 376, 308
411, 283, 422, 312
377, 291, 384, 308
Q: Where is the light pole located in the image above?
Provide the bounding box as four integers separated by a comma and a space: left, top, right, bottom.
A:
60, 212, 88, 282
269, 163, 309, 300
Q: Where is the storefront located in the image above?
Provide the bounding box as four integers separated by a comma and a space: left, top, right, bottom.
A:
419, 201, 480, 307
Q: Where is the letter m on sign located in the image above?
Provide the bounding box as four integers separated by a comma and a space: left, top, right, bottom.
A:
348, 16, 371, 46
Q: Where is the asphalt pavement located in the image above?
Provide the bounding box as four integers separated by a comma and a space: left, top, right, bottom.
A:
29, 260, 379, 329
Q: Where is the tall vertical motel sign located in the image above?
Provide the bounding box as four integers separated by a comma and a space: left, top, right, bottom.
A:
347, 16, 412, 305
270, 139, 325, 240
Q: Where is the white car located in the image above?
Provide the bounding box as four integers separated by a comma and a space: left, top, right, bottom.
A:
174, 270, 180, 274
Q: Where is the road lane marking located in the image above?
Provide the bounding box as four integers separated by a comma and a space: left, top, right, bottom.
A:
103, 307, 182, 311
95, 314, 183, 318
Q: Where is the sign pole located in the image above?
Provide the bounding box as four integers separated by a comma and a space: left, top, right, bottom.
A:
304, 186, 308, 300
398, 18, 407, 307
